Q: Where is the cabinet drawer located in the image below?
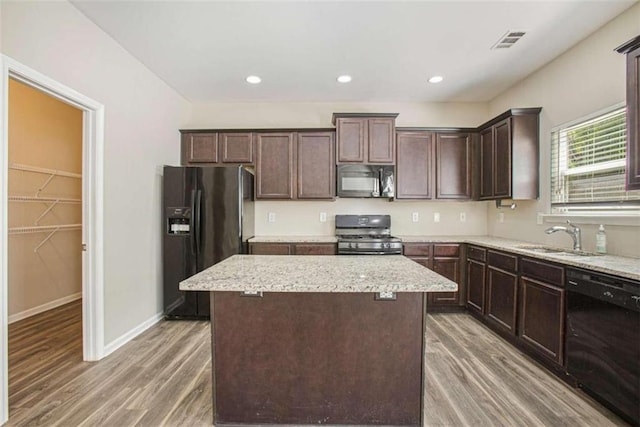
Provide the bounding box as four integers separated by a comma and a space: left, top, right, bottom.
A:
520, 257, 564, 286
403, 244, 430, 257
250, 243, 291, 255
293, 243, 337, 255
433, 244, 460, 257
467, 245, 486, 262
487, 250, 518, 273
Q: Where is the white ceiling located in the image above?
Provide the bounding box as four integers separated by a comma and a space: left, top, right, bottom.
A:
71, 0, 637, 104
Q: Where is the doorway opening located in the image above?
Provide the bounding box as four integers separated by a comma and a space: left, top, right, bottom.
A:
0, 55, 105, 424
7, 77, 84, 415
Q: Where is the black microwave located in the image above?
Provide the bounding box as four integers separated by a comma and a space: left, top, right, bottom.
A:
336, 164, 395, 198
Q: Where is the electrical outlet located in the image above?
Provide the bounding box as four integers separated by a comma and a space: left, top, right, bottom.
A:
319, 212, 327, 222
268, 212, 276, 223
499, 212, 505, 223
537, 213, 544, 225
460, 212, 466, 222
434, 212, 440, 223
412, 212, 419, 222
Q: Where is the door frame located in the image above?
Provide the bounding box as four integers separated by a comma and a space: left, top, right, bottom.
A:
0, 55, 105, 424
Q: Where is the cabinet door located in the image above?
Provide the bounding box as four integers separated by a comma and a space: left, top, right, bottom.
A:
368, 118, 395, 163
255, 133, 296, 199
486, 266, 518, 335
519, 276, 565, 366
293, 243, 337, 255
297, 132, 335, 199
436, 133, 472, 199
479, 128, 494, 199
220, 132, 253, 164
336, 117, 366, 163
250, 243, 292, 255
494, 119, 512, 198
466, 258, 486, 314
396, 132, 434, 199
183, 133, 218, 163
432, 257, 460, 305
626, 45, 640, 190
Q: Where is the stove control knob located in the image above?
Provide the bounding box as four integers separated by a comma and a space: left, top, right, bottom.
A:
384, 242, 390, 248
355, 243, 359, 248
348, 242, 353, 249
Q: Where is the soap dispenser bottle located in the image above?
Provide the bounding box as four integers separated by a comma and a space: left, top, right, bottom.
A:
596, 224, 607, 254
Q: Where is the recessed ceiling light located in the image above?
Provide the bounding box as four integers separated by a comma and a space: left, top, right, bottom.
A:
246, 75, 261, 84
337, 75, 352, 83
428, 76, 444, 84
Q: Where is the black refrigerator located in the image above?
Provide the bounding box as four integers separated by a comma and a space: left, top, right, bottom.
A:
162, 166, 254, 319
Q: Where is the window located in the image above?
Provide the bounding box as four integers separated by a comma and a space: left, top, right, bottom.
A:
551, 106, 640, 212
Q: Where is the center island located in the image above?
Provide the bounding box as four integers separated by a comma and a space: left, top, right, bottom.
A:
180, 254, 458, 427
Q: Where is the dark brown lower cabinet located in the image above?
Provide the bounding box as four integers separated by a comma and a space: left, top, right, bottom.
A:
518, 257, 565, 366
249, 242, 337, 255
465, 245, 487, 315
211, 291, 424, 425
404, 243, 463, 310
485, 250, 518, 335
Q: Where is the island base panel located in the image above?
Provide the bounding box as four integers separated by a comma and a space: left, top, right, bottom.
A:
211, 291, 425, 426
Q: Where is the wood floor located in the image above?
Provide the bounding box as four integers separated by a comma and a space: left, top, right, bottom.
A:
6, 301, 628, 427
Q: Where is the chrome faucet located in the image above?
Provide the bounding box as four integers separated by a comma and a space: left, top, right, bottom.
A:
545, 220, 582, 251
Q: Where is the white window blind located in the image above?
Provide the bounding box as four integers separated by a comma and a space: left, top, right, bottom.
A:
551, 106, 640, 212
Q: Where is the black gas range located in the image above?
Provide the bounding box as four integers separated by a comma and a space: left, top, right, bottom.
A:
335, 214, 402, 255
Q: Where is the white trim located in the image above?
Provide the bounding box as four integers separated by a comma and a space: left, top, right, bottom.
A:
0, 54, 105, 425
102, 313, 164, 358
8, 293, 82, 324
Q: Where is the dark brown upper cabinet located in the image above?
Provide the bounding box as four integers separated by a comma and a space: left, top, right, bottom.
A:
477, 108, 541, 201
436, 132, 472, 200
254, 131, 336, 200
182, 132, 218, 163
181, 131, 254, 165
616, 36, 640, 190
255, 133, 296, 199
396, 131, 434, 199
395, 131, 471, 200
220, 132, 253, 164
296, 132, 336, 200
333, 113, 398, 164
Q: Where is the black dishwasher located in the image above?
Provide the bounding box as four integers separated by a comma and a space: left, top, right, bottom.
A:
565, 268, 640, 426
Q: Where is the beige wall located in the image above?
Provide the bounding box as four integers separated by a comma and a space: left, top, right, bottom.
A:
488, 3, 640, 258
8, 78, 82, 319
2, 1, 191, 344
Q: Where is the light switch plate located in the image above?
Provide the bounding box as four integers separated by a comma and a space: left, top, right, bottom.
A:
499, 212, 505, 223
412, 212, 419, 222
460, 212, 466, 222
434, 212, 440, 223
319, 212, 327, 222
268, 212, 276, 223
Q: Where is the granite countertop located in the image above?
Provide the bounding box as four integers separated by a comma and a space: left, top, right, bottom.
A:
249, 235, 338, 243
249, 235, 639, 281
400, 235, 640, 281
180, 254, 457, 293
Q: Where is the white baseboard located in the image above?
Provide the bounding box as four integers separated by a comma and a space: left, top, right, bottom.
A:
8, 293, 82, 324
102, 312, 163, 358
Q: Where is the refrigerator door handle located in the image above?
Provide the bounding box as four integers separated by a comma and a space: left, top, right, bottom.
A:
190, 189, 197, 256
195, 189, 202, 256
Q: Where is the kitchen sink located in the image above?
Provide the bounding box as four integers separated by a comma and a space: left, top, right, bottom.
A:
515, 245, 601, 257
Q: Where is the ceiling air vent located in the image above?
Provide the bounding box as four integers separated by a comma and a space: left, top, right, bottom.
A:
492, 31, 527, 49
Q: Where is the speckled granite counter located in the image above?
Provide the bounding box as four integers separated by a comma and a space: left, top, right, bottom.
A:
180, 254, 457, 292
249, 235, 337, 243
400, 235, 639, 281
